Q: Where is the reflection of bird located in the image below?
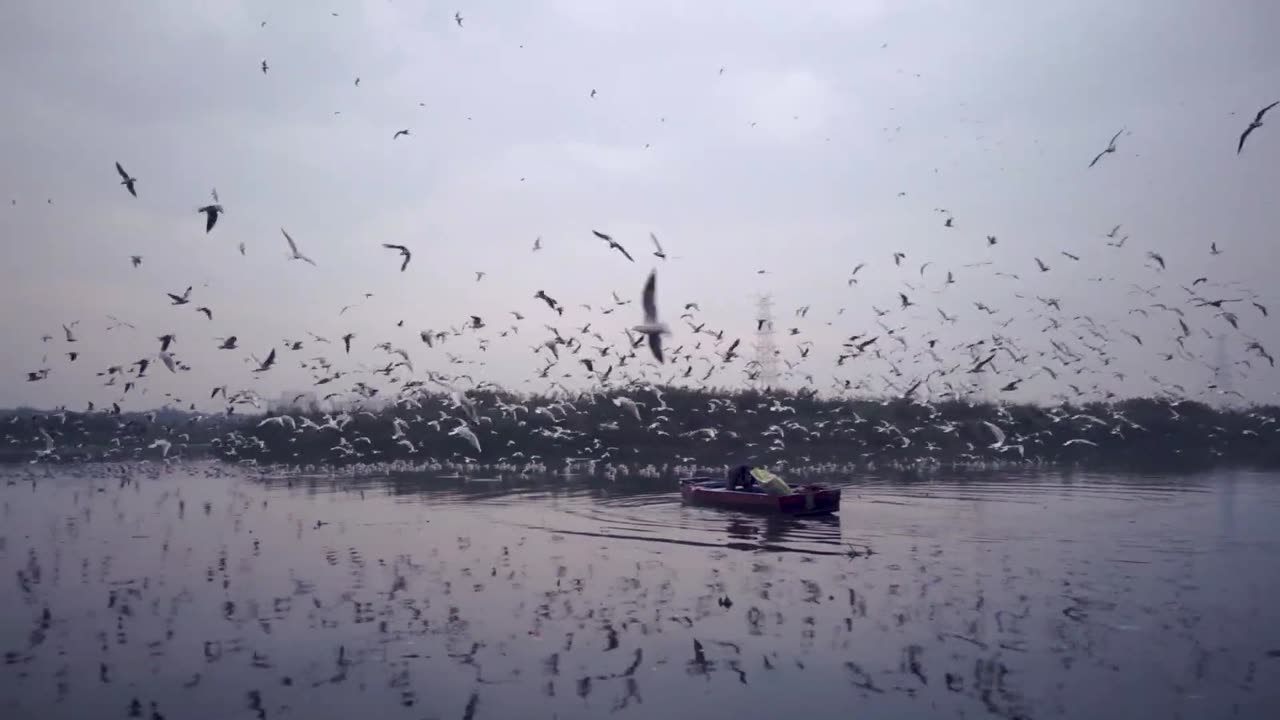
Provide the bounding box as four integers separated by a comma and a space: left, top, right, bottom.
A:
633, 270, 670, 363
281, 228, 316, 265
382, 244, 411, 271
115, 162, 137, 197
198, 204, 223, 232
1088, 128, 1125, 168
593, 230, 634, 262
1237, 100, 1278, 154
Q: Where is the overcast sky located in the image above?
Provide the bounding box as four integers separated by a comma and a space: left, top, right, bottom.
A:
1, 0, 1278, 411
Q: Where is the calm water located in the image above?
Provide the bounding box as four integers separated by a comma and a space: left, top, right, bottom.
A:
2, 464, 1278, 719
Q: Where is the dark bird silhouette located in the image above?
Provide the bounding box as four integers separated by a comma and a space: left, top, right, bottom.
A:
393, 129, 410, 140
1237, 100, 1278, 154
167, 287, 192, 305
1035, 257, 1050, 272
196, 307, 212, 320
382, 244, 412, 271
342, 333, 355, 353
1088, 128, 1125, 168
454, 11, 463, 27
198, 204, 223, 233
130, 255, 142, 268
592, 230, 634, 262
261, 60, 268, 74
115, 162, 137, 197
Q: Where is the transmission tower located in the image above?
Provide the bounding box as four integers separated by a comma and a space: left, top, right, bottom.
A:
752, 294, 780, 390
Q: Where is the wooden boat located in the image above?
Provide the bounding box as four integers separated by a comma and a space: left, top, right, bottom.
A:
679, 477, 840, 515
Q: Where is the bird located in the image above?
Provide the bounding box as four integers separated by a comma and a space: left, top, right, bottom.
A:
1088, 128, 1125, 168
281, 228, 316, 265
393, 129, 410, 140
1146, 251, 1166, 270
167, 287, 192, 305
986, 235, 997, 246
475, 271, 486, 282
650, 233, 666, 260
532, 236, 542, 251
253, 349, 276, 373
198, 204, 223, 233
217, 336, 237, 350
633, 270, 670, 363
450, 423, 481, 454
196, 306, 212, 320
261, 60, 268, 74
1237, 100, 1278, 154
454, 11, 463, 27
382, 244, 411, 271
114, 162, 137, 197
592, 230, 634, 262
1210, 242, 1222, 256
130, 255, 142, 268
590, 89, 597, 99
1035, 257, 1050, 272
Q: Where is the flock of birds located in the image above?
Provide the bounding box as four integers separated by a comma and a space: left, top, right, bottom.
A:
6, 10, 1280, 473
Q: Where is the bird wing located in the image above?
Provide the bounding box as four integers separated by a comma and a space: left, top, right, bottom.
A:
614, 243, 635, 262
282, 228, 300, 255
650, 232, 664, 254
592, 230, 611, 242
1088, 149, 1106, 168
647, 333, 664, 364
1108, 128, 1124, 147
115, 162, 129, 180
1255, 100, 1280, 123
641, 270, 658, 322
1238, 124, 1255, 154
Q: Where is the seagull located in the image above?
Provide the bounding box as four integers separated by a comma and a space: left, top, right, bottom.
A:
1035, 257, 1050, 272
382, 244, 411, 271
196, 306, 213, 320
592, 230, 634, 262
217, 336, 238, 349
1210, 242, 1222, 256
114, 162, 137, 197
167, 286, 192, 305
1237, 100, 1278, 154
1146, 251, 1166, 270
650, 233, 666, 260
981, 420, 1006, 449
198, 204, 223, 233
632, 270, 670, 363
450, 423, 481, 454
261, 60, 268, 74
281, 228, 316, 265
475, 271, 486, 282
130, 255, 142, 268
1088, 128, 1125, 168
254, 348, 276, 372
454, 11, 463, 27
532, 236, 542, 251
1063, 438, 1099, 447
62, 323, 76, 342
393, 129, 410, 139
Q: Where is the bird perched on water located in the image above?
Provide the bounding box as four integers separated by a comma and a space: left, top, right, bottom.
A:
593, 230, 634, 262
1088, 128, 1125, 168
633, 270, 669, 363
198, 204, 223, 232
1237, 100, 1278, 154
115, 162, 137, 197
382, 244, 411, 271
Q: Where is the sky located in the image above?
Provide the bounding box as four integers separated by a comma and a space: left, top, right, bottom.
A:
1, 0, 1278, 412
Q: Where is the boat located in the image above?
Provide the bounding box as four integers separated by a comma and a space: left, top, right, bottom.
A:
679, 477, 841, 515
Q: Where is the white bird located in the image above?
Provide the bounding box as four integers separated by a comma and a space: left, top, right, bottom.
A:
1063, 438, 1099, 447
981, 420, 1006, 449
281, 228, 316, 265
450, 423, 482, 454
612, 396, 641, 422
158, 351, 177, 373
148, 438, 172, 457
632, 270, 670, 363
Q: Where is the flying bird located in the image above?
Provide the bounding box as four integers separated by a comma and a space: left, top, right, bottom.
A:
454, 11, 463, 27
261, 60, 268, 74
196, 306, 213, 320
633, 270, 670, 363
1035, 257, 1050, 272
167, 286, 192, 305
382, 244, 411, 271
592, 230, 634, 262
532, 236, 542, 251
198, 204, 223, 233
281, 228, 316, 265
393, 129, 410, 139
114, 162, 137, 197
1088, 128, 1125, 168
1237, 100, 1278, 154
650, 233, 666, 260
130, 255, 142, 268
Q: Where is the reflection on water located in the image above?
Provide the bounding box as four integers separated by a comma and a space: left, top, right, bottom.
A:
2, 463, 1279, 719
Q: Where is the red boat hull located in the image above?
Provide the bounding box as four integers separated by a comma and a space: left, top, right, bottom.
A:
680, 478, 840, 515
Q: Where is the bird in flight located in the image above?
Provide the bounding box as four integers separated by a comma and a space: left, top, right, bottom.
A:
1035, 257, 1050, 272
198, 204, 223, 233
167, 286, 192, 305
455, 11, 463, 27
382, 244, 411, 271
1210, 242, 1222, 255
1088, 128, 1125, 168
592, 230, 634, 262
130, 255, 142, 268
261, 60, 269, 74
532, 236, 542, 252
633, 270, 670, 363
281, 228, 316, 265
115, 162, 137, 197
1238, 100, 1278, 154
393, 129, 410, 139
650, 233, 666, 260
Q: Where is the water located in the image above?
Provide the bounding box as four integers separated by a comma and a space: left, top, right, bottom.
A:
2, 464, 1278, 719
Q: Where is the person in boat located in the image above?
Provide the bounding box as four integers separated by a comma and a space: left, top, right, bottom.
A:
727, 464, 793, 495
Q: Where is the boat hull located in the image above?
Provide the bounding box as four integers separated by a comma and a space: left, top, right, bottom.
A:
679, 477, 840, 515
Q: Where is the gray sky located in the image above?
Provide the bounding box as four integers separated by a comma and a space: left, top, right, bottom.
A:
2, 0, 1279, 411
